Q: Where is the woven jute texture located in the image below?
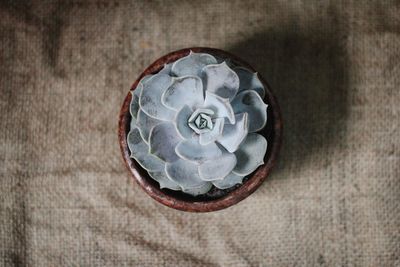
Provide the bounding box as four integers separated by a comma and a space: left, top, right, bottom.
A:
1, 1, 399, 266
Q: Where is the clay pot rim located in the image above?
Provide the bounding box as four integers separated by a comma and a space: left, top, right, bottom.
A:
118, 47, 282, 212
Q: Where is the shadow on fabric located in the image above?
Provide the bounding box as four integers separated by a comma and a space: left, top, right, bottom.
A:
229, 22, 349, 178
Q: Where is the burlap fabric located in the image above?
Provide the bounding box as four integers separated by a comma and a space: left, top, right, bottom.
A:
1, 1, 399, 266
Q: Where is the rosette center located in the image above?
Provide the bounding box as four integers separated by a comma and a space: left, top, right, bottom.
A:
188, 108, 215, 134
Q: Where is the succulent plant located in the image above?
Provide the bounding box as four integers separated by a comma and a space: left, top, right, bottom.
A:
127, 51, 268, 196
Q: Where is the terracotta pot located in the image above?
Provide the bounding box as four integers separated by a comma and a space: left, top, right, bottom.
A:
118, 47, 282, 212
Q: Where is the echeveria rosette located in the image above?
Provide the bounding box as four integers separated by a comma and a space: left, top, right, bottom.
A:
127, 51, 268, 196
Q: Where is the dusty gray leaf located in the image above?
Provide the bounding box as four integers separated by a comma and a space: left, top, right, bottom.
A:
233, 133, 267, 176
198, 149, 237, 181
149, 122, 182, 162
139, 73, 176, 121
171, 51, 218, 77
231, 90, 268, 132
202, 62, 239, 101
217, 113, 248, 153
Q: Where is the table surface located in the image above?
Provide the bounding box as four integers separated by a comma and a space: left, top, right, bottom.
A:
0, 1, 399, 266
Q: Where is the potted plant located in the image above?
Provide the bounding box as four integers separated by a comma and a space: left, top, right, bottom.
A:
118, 47, 282, 212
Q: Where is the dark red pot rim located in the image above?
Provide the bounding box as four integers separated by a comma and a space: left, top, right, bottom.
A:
118, 47, 282, 212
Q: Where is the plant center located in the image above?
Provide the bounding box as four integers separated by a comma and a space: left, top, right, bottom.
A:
195, 113, 212, 130
188, 112, 213, 134
188, 109, 215, 134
